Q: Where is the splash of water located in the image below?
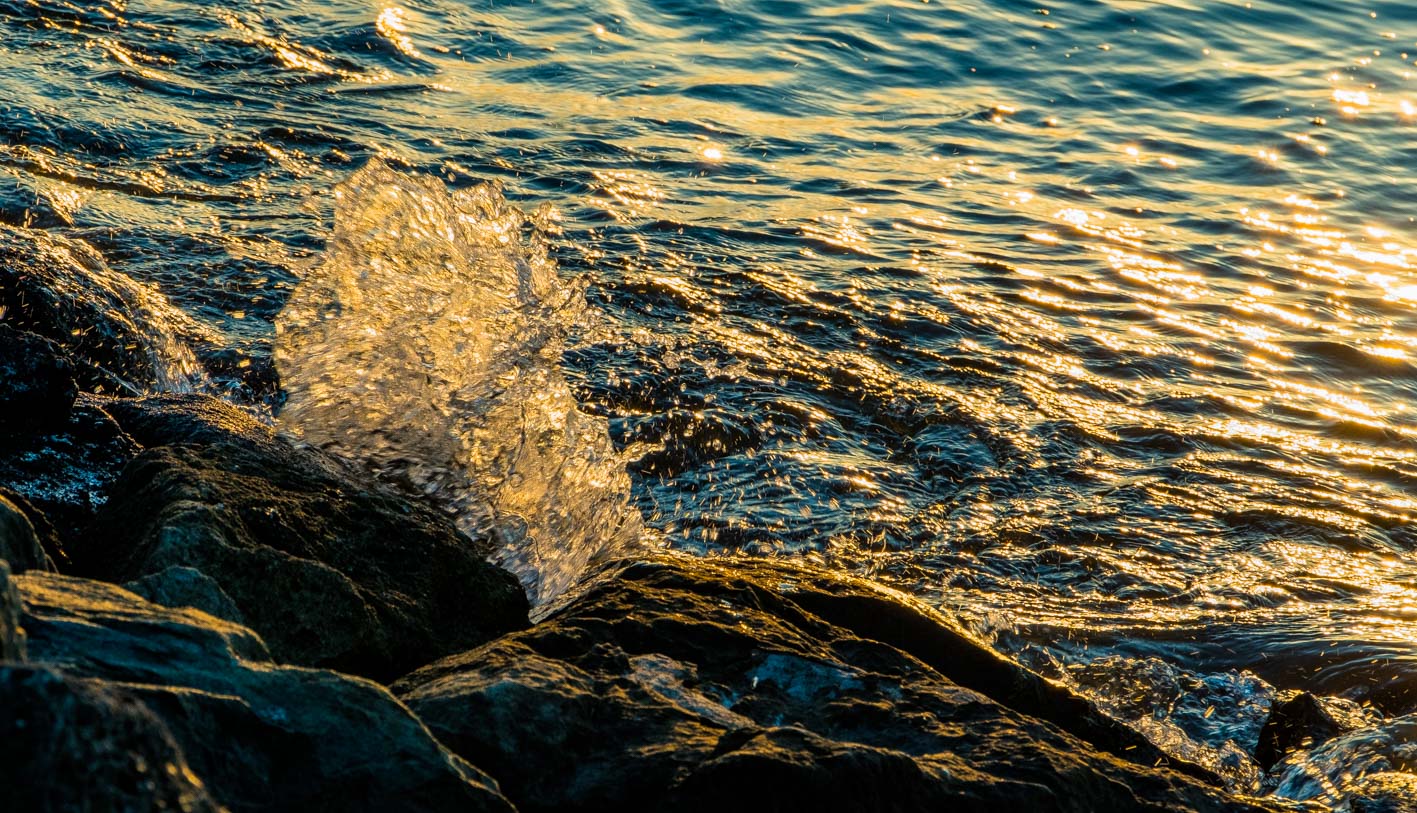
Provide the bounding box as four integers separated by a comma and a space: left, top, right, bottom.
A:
274, 160, 642, 603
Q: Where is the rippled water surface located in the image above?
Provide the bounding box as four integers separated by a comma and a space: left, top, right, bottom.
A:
4, 0, 1417, 803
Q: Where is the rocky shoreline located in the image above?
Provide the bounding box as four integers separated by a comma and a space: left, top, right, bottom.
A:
0, 222, 1301, 811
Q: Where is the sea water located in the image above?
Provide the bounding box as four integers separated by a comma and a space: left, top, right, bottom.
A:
3, 0, 1416, 803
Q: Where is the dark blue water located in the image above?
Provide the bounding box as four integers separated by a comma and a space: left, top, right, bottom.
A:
4, 0, 1417, 803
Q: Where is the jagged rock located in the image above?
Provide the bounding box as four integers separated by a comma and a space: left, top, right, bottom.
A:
395, 555, 1271, 813
1255, 692, 1367, 772
124, 566, 246, 625
0, 395, 138, 560
1, 561, 23, 661
1349, 772, 1417, 813
0, 488, 62, 569
71, 394, 529, 681
0, 222, 206, 393
17, 572, 515, 813
0, 324, 78, 434
0, 664, 226, 813
0, 492, 49, 573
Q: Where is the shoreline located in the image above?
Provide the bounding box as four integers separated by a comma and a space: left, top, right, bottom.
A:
0, 220, 1289, 811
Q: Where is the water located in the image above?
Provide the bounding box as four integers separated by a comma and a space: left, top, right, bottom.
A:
3, 0, 1416, 804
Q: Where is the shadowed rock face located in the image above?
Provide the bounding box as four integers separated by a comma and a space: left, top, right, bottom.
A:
69, 394, 530, 682
0, 562, 23, 661
0, 664, 226, 813
0, 324, 77, 435
395, 555, 1274, 813
17, 572, 515, 813
0, 396, 138, 560
0, 493, 50, 575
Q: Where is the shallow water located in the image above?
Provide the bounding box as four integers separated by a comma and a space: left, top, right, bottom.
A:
3, 0, 1417, 803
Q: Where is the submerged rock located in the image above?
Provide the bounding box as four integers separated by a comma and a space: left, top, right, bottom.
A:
0, 664, 226, 813
395, 555, 1271, 812
17, 571, 515, 813
1255, 691, 1367, 772
72, 394, 529, 681
0, 222, 206, 394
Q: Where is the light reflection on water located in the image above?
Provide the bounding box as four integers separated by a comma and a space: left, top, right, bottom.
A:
2, 0, 1417, 802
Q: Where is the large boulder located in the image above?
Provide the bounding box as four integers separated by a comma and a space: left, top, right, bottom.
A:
17, 571, 515, 813
0, 664, 226, 813
71, 394, 529, 681
395, 555, 1272, 813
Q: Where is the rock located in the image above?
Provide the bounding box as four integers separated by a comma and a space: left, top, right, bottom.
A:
0, 395, 138, 560
0, 664, 226, 813
1, 561, 23, 661
71, 394, 529, 681
0, 488, 62, 570
395, 555, 1271, 813
0, 324, 78, 434
101, 392, 280, 450
124, 566, 246, 625
0, 169, 82, 229
1255, 692, 1367, 772
17, 571, 515, 813
0, 492, 49, 573
0, 222, 206, 394
1349, 772, 1417, 813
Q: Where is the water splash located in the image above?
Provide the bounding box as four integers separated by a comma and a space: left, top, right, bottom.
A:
274, 160, 642, 603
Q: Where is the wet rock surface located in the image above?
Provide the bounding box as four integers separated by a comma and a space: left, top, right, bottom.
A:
0, 324, 78, 434
396, 555, 1270, 813
0, 223, 205, 394
0, 663, 226, 813
0, 396, 138, 559
1255, 691, 1367, 772
70, 394, 530, 681
17, 572, 515, 813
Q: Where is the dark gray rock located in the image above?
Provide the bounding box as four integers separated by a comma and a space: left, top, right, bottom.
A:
1255, 692, 1367, 772
1, 561, 23, 661
0, 492, 49, 573
0, 323, 78, 434
18, 572, 515, 813
0, 222, 208, 394
125, 566, 246, 625
0, 395, 138, 560
0, 222, 212, 394
395, 555, 1272, 813
0, 664, 226, 813
71, 394, 529, 682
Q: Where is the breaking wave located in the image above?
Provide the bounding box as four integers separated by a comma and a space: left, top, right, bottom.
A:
275, 161, 641, 603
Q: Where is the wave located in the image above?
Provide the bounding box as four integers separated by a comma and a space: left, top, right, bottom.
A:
274, 160, 642, 603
